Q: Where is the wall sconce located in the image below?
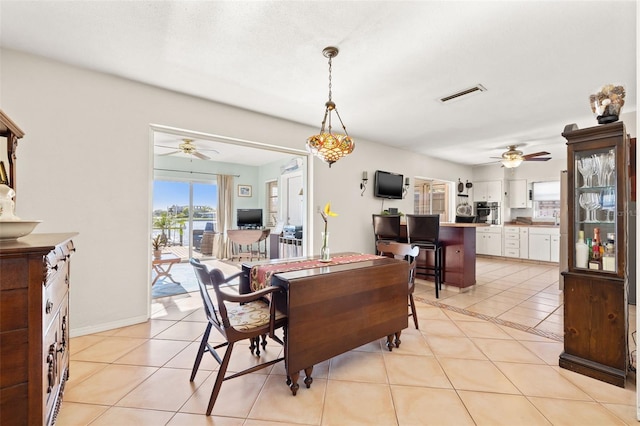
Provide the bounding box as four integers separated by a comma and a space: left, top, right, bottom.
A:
360, 171, 368, 196
402, 177, 410, 198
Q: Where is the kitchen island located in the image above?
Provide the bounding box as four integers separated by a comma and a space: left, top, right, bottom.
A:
401, 222, 488, 290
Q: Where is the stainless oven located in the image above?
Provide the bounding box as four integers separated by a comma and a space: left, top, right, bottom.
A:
475, 202, 500, 225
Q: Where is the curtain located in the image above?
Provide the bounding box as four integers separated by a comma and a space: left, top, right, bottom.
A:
215, 175, 234, 259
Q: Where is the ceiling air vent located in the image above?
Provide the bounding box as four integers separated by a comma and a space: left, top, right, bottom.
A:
439, 84, 487, 103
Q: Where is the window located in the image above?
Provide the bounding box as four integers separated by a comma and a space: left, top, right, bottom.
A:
532, 181, 561, 220
414, 179, 450, 220
266, 180, 278, 227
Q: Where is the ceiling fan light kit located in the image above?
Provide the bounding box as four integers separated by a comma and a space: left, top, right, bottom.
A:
306, 46, 355, 167
494, 145, 551, 168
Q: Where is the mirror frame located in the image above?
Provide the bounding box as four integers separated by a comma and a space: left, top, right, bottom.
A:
0, 110, 25, 193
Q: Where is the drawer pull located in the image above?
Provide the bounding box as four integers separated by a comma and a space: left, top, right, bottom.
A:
47, 343, 57, 393
45, 300, 54, 314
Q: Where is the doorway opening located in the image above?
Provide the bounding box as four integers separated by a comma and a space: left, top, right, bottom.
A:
413, 178, 453, 221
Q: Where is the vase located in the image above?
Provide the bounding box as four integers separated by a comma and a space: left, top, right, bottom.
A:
153, 249, 162, 259
320, 231, 330, 262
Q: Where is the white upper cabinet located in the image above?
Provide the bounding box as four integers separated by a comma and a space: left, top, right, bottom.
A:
473, 180, 502, 203
508, 179, 529, 208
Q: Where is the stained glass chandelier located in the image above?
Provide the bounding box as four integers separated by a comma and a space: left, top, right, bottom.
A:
306, 46, 355, 167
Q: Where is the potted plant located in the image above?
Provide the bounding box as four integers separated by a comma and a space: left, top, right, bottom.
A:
152, 234, 164, 259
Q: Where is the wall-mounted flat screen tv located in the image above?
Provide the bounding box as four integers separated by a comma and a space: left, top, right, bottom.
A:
237, 208, 263, 228
374, 170, 403, 199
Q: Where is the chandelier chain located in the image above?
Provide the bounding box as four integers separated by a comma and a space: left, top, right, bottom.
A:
327, 55, 333, 103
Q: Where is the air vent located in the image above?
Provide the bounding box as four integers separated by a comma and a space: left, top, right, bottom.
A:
439, 84, 487, 103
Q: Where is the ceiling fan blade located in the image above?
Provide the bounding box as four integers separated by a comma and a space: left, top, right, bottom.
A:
193, 151, 211, 160
523, 151, 551, 159
524, 157, 551, 161
158, 150, 181, 156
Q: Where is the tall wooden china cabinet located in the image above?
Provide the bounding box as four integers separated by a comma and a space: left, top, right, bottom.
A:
560, 121, 630, 387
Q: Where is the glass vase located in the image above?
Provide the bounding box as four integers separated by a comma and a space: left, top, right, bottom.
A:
320, 231, 330, 262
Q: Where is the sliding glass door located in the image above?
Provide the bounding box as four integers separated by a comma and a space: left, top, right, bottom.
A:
152, 180, 217, 261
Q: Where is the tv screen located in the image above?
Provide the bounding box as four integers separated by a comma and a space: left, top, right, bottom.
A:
374, 170, 403, 199
237, 209, 263, 228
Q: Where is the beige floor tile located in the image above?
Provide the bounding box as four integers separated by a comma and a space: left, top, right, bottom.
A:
56, 402, 109, 426
164, 341, 221, 371
495, 362, 591, 400
471, 338, 546, 363
328, 351, 388, 383
518, 340, 563, 365
414, 304, 450, 320
70, 335, 107, 355
518, 299, 561, 312
455, 320, 514, 339
601, 402, 639, 424
110, 319, 178, 338
497, 311, 542, 328
557, 367, 636, 405
438, 358, 519, 394
457, 390, 551, 425
534, 320, 564, 335
64, 364, 158, 405
389, 327, 433, 356
271, 357, 330, 380
114, 338, 191, 367
351, 338, 385, 352
442, 309, 485, 322
168, 412, 245, 425
497, 325, 559, 342
418, 318, 465, 337
507, 305, 554, 320
154, 320, 208, 341
321, 381, 397, 425
528, 396, 627, 425
425, 335, 487, 360
72, 336, 149, 363
116, 367, 207, 411
68, 360, 109, 386
180, 372, 266, 417
384, 353, 452, 388
248, 374, 325, 424
90, 406, 175, 425
391, 386, 474, 425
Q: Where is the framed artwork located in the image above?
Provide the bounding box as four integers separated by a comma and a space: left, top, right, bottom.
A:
238, 184, 252, 197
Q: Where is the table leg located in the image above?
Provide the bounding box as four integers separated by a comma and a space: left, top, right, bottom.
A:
303, 366, 313, 388
289, 371, 300, 395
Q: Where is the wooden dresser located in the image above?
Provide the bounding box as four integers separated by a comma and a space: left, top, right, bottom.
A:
0, 233, 77, 425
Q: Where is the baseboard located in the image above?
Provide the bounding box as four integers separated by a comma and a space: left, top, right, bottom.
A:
70, 314, 149, 338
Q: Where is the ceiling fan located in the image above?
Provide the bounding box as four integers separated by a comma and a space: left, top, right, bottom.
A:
157, 138, 218, 160
491, 145, 551, 168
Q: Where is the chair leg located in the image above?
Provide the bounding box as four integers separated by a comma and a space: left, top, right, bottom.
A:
190, 323, 212, 382
409, 294, 419, 329
206, 341, 235, 416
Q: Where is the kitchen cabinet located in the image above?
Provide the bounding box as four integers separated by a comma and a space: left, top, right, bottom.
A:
528, 227, 559, 261
476, 226, 502, 256
508, 179, 530, 208
472, 180, 502, 203
550, 235, 560, 262
560, 121, 629, 387
503, 226, 521, 258
0, 233, 77, 425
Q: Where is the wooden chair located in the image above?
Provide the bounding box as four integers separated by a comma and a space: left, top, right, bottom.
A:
406, 214, 443, 298
189, 258, 288, 415
372, 214, 401, 253
375, 241, 420, 350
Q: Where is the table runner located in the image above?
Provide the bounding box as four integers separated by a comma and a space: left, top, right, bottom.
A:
250, 253, 382, 291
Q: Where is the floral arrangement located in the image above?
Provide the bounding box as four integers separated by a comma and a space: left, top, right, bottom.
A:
320, 202, 338, 254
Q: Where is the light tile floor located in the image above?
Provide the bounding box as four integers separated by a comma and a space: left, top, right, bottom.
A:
59, 257, 638, 425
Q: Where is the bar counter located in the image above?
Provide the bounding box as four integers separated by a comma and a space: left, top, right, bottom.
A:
401, 222, 488, 290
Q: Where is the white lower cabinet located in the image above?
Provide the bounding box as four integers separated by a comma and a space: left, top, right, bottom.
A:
528, 227, 560, 262
477, 227, 503, 256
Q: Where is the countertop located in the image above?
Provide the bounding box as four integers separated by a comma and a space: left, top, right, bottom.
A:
503, 222, 560, 228
441, 222, 490, 228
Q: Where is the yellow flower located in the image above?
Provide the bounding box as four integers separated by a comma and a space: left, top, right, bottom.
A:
322, 202, 338, 221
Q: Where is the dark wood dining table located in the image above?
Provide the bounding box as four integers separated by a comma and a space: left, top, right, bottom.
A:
240, 253, 408, 394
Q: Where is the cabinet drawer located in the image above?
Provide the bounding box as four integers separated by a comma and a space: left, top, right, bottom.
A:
504, 239, 519, 248
504, 233, 519, 240
504, 227, 520, 233
504, 248, 520, 257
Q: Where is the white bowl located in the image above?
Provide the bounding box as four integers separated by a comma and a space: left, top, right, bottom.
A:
0, 220, 42, 240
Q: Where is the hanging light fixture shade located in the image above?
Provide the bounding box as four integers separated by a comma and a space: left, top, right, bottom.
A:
501, 146, 524, 168
306, 46, 355, 167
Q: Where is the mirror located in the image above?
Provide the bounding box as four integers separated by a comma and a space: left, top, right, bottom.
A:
0, 110, 25, 192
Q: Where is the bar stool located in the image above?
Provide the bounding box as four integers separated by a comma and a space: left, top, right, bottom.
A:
372, 214, 401, 253
406, 214, 443, 298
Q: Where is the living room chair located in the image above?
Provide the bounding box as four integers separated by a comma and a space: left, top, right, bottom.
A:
372, 214, 402, 253
189, 258, 288, 415
406, 214, 443, 298
375, 240, 420, 350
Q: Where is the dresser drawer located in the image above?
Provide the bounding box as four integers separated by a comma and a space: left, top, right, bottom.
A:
43, 260, 69, 334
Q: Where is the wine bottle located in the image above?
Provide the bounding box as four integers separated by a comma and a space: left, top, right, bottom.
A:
576, 230, 589, 268
589, 228, 602, 269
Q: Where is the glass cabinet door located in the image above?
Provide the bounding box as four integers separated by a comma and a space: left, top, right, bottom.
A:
573, 147, 618, 272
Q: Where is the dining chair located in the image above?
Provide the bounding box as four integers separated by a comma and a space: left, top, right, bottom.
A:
406, 214, 443, 298
189, 258, 288, 415
375, 240, 420, 350
372, 214, 402, 253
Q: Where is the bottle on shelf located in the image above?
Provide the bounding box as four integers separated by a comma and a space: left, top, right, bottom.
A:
589, 227, 602, 270
576, 230, 589, 268
602, 232, 616, 272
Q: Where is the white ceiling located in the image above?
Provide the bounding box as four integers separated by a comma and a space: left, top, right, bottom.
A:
1, 1, 637, 166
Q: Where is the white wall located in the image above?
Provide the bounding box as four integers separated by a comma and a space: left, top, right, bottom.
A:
2, 49, 473, 335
